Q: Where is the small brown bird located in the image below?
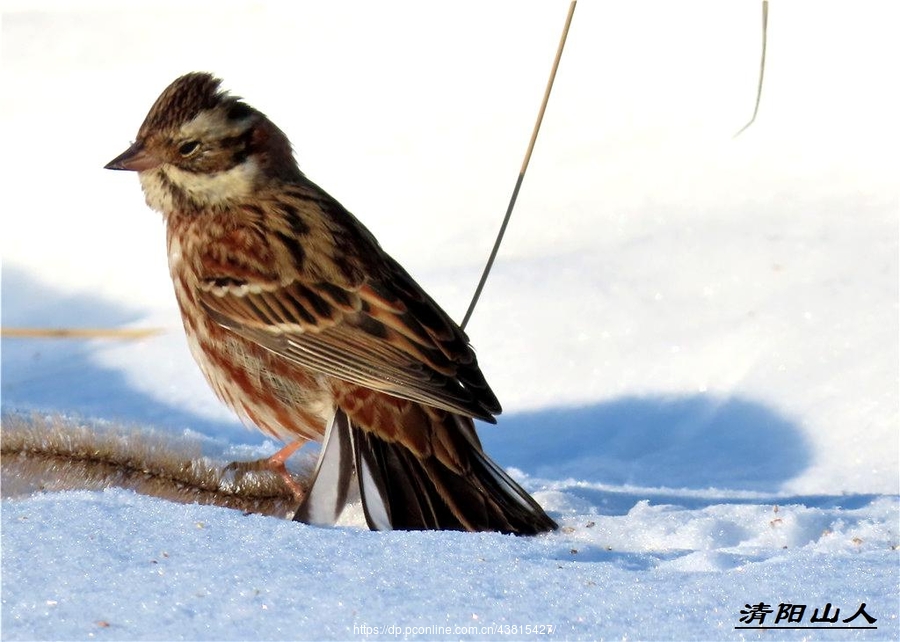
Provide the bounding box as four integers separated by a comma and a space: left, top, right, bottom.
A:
105, 72, 556, 534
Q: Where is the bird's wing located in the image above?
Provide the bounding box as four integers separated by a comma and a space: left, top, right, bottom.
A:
197, 260, 500, 422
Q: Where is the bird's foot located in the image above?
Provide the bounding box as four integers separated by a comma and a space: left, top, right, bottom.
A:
223, 440, 306, 501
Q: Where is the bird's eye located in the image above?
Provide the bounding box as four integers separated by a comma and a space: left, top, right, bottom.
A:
178, 141, 200, 157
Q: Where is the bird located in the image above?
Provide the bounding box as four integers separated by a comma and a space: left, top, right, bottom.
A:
105, 72, 556, 534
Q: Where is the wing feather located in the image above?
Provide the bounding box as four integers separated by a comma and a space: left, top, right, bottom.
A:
194, 182, 500, 421
199, 275, 499, 421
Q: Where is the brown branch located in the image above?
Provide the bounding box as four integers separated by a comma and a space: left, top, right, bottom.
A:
0, 413, 310, 518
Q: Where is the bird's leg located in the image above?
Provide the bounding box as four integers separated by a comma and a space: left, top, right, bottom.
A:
264, 440, 306, 499
224, 440, 306, 500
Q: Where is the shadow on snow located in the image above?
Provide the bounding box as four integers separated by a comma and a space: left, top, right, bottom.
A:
481, 396, 810, 494
1, 264, 261, 445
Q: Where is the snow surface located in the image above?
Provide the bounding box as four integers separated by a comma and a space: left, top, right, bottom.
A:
2, 1, 898, 640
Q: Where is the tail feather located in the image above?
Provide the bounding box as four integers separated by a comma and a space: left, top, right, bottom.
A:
292, 409, 353, 526
354, 428, 462, 530
293, 408, 557, 535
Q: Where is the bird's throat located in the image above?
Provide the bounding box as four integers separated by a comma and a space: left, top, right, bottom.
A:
140, 158, 261, 216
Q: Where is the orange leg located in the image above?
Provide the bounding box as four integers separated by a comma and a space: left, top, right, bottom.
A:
264, 441, 306, 499
225, 440, 307, 500
267, 440, 304, 466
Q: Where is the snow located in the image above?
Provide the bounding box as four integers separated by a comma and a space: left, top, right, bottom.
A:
2, 490, 895, 640
2, 1, 898, 640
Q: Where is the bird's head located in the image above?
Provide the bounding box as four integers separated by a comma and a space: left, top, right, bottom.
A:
105, 72, 300, 212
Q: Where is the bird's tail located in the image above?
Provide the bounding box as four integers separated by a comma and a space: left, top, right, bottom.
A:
293, 406, 556, 535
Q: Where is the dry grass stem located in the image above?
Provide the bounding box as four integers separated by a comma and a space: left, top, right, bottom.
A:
734, 0, 769, 137
1, 327, 163, 340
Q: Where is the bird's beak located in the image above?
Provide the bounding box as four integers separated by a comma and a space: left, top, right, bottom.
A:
104, 141, 161, 172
